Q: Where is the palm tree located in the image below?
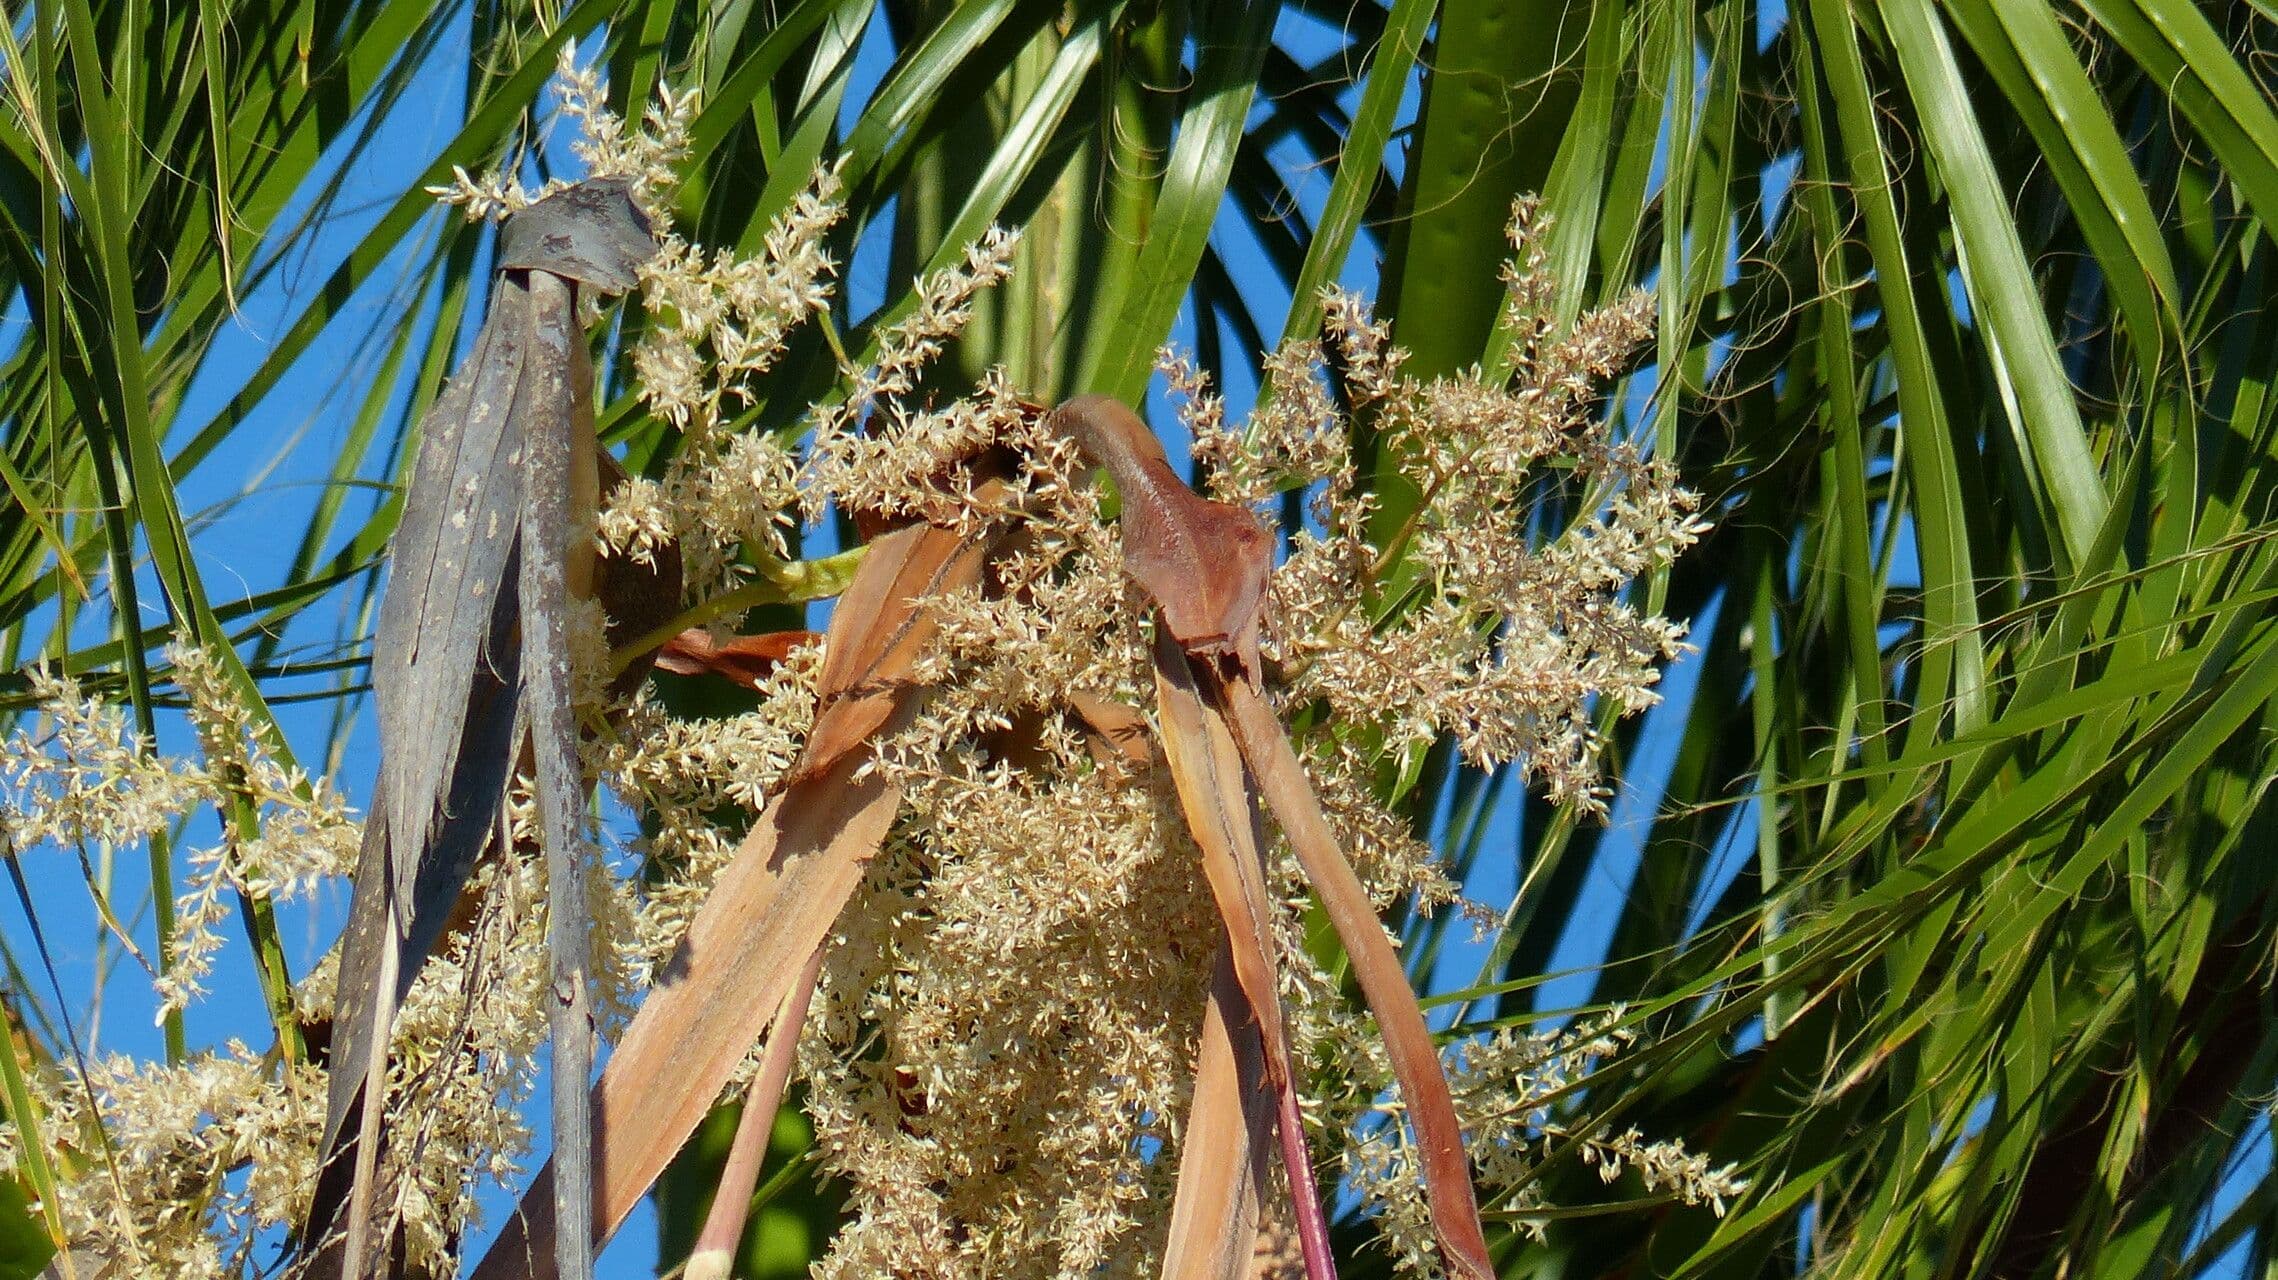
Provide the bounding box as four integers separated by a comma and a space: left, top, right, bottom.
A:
2, 0, 2274, 1276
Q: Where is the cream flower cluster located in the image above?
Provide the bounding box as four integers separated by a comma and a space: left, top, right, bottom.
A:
3, 59, 1726, 1280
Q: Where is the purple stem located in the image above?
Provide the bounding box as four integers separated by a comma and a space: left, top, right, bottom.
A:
1276, 1074, 1340, 1280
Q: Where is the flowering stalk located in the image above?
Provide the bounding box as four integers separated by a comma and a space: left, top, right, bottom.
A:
684, 943, 827, 1280
4, 58, 1737, 1273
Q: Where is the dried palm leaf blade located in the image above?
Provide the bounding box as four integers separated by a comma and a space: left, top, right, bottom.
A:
471, 509, 1007, 1279
1047, 394, 1494, 1280
1154, 631, 1338, 1278
303, 177, 656, 1280
1159, 946, 1276, 1280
